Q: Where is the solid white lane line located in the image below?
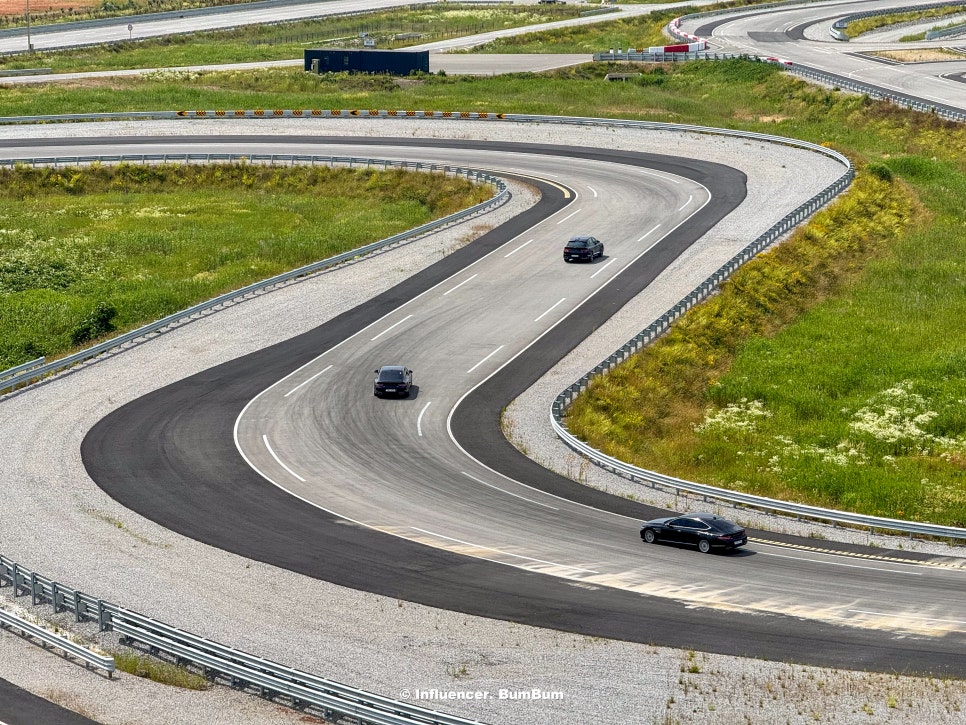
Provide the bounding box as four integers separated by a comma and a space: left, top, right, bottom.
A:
756, 550, 923, 575
504, 239, 533, 258
262, 435, 305, 482
638, 223, 661, 242
677, 194, 693, 211
412, 527, 596, 572
417, 401, 432, 437
461, 471, 558, 511
638, 169, 681, 183
370, 314, 413, 341
534, 298, 567, 323
848, 609, 966, 625
589, 258, 617, 279
284, 364, 332, 398
555, 209, 582, 224
587, 185, 598, 198
467, 345, 504, 374
442, 273, 478, 296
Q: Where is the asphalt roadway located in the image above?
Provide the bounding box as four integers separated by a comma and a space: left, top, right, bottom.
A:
0, 676, 98, 725
74, 135, 966, 676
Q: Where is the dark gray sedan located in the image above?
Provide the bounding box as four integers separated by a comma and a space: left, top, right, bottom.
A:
563, 235, 604, 262
640, 512, 747, 553
373, 365, 413, 398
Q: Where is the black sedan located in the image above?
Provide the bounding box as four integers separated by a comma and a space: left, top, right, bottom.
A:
640, 512, 747, 553
373, 365, 413, 397
563, 235, 604, 262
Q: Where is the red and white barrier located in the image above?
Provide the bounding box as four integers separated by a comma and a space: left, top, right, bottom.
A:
647, 42, 706, 53
663, 17, 708, 51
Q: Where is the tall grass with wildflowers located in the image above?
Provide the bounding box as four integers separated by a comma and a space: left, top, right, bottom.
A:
0, 163, 489, 369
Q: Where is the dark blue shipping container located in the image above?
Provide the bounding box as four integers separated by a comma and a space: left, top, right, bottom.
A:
304, 49, 430, 76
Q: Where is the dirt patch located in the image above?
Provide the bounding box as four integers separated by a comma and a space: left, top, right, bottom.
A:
868, 47, 966, 63
0, 0, 100, 17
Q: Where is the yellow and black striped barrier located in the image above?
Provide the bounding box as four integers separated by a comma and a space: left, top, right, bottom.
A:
175, 109, 506, 119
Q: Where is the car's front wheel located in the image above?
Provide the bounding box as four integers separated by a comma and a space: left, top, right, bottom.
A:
642, 528, 656, 544
697, 539, 712, 554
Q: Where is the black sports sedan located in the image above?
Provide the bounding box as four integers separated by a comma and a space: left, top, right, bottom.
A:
373, 365, 413, 397
563, 235, 604, 262
640, 512, 747, 553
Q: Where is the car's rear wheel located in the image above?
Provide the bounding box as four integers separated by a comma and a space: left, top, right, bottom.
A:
643, 528, 656, 544
697, 539, 712, 554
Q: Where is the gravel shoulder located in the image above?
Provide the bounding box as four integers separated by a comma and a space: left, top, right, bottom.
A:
1, 118, 963, 725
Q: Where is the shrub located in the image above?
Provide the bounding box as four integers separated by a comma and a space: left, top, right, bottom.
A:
70, 301, 117, 346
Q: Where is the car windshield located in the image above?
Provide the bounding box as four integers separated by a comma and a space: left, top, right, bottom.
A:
568, 239, 589, 247
378, 369, 406, 381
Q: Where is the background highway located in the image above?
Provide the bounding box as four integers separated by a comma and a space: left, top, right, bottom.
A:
0, 0, 686, 55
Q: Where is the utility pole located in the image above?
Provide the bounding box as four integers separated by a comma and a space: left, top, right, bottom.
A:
26, 0, 33, 51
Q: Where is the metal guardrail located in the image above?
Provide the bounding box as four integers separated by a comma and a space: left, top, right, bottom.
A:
0, 555, 480, 724
926, 20, 966, 39
595, 50, 751, 62
0, 356, 44, 382
0, 67, 52, 76
579, 6, 620, 19
0, 152, 508, 393
0, 605, 115, 676
110, 611, 484, 725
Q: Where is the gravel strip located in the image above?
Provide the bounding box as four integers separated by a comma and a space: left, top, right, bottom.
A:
1, 118, 962, 725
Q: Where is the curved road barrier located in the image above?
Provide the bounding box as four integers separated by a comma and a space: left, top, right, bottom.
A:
0, 605, 115, 677
0, 554, 482, 725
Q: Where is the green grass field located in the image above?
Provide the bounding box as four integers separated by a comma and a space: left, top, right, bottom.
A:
0, 164, 490, 368
3, 9, 965, 524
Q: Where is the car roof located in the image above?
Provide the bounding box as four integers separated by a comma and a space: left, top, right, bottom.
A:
643, 513, 733, 525
378, 365, 407, 371
567, 235, 595, 242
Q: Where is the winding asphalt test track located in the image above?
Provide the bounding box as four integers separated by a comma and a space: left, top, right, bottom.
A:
74, 135, 966, 676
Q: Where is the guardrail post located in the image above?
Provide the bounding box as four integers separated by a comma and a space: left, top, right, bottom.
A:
30, 573, 39, 605
74, 590, 82, 622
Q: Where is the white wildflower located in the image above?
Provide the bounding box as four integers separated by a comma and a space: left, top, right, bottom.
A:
693, 398, 772, 435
